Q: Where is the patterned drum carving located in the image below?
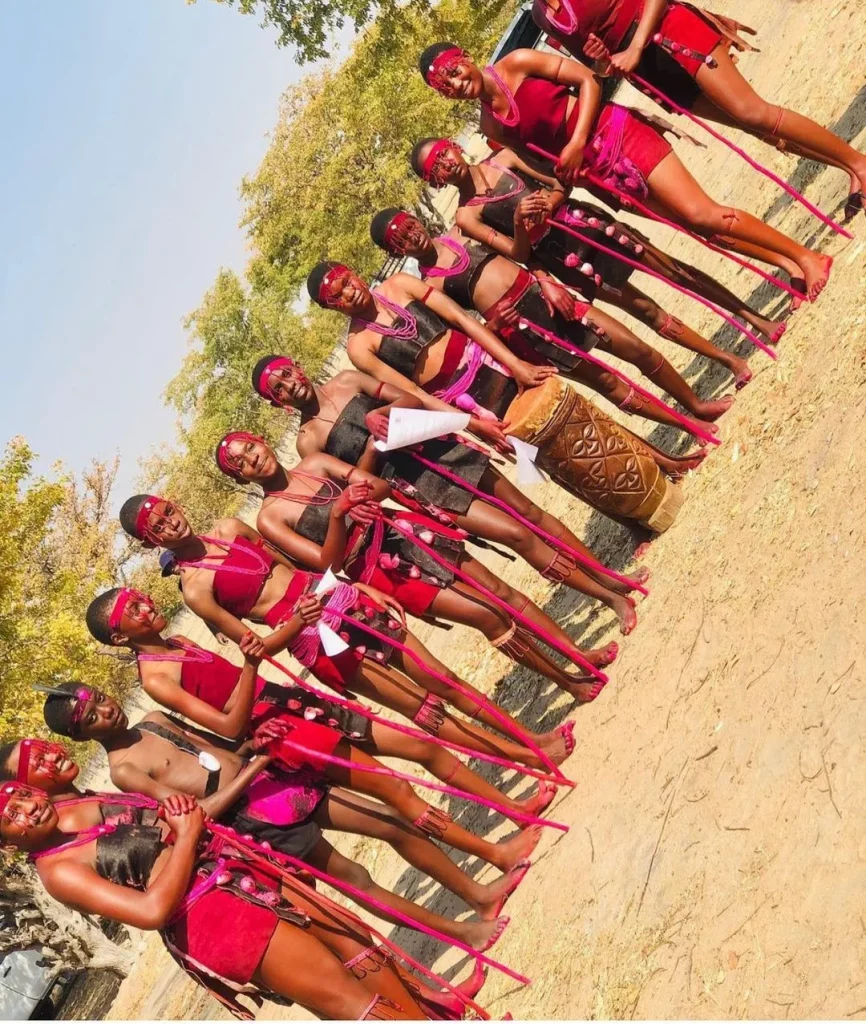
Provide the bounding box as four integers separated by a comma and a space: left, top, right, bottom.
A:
506, 378, 682, 532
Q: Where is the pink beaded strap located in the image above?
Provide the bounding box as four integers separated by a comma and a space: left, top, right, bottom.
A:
176, 536, 271, 576
352, 293, 418, 338
137, 638, 215, 665
482, 65, 521, 127
465, 161, 526, 207
541, 0, 578, 33
420, 236, 471, 278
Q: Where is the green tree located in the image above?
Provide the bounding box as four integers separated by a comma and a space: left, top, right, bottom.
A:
0, 440, 130, 740
197, 0, 431, 63
241, 0, 516, 306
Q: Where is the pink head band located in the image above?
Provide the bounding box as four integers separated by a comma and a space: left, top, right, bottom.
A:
318, 264, 350, 306
383, 212, 413, 253
15, 739, 72, 784
108, 587, 154, 631
257, 357, 296, 404
134, 495, 164, 542
0, 780, 49, 823
216, 432, 267, 477
426, 47, 467, 95
422, 139, 458, 184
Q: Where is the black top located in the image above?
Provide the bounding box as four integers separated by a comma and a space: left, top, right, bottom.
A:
377, 300, 450, 378
96, 816, 163, 891
424, 240, 498, 309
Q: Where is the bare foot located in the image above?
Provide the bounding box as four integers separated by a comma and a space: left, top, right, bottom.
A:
516, 780, 557, 821
561, 676, 609, 704
584, 641, 619, 667
460, 915, 511, 952
611, 594, 637, 635
496, 826, 543, 871
629, 565, 651, 586
540, 721, 576, 766
693, 393, 735, 421
798, 252, 833, 301
729, 357, 753, 390
633, 541, 653, 560
665, 448, 709, 478
789, 276, 807, 312
471, 859, 532, 919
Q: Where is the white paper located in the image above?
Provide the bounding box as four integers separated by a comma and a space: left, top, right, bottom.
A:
373, 408, 471, 452
508, 436, 547, 486
319, 621, 350, 656
314, 567, 341, 596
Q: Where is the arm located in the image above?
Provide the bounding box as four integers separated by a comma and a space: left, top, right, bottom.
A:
610, 0, 667, 72
43, 816, 202, 931
403, 276, 558, 390
142, 647, 260, 743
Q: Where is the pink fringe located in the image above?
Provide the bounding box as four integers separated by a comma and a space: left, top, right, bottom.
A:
206, 819, 530, 989
516, 313, 720, 446
328, 609, 564, 779
630, 71, 852, 240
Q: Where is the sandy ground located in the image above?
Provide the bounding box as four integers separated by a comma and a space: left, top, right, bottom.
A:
108, 0, 866, 1017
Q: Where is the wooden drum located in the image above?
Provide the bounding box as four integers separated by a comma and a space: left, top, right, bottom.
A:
506, 378, 683, 533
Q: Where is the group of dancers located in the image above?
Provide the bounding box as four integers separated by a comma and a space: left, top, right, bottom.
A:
2, 2, 862, 1018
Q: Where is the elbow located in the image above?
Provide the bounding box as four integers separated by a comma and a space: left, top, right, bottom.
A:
136, 902, 173, 931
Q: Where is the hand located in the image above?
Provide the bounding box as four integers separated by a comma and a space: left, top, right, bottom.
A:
538, 277, 577, 321
354, 584, 406, 629
469, 416, 515, 457
296, 594, 323, 627
162, 795, 205, 841
334, 481, 375, 516
512, 360, 560, 391
239, 629, 265, 665
347, 500, 382, 526
515, 194, 549, 232
583, 32, 612, 64
487, 300, 521, 333
609, 44, 642, 75
554, 139, 586, 188
364, 409, 390, 442
252, 717, 291, 752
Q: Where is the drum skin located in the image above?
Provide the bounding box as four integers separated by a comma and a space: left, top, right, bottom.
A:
506, 378, 683, 532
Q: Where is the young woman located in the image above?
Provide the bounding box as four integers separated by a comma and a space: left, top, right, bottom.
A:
252, 355, 648, 632
117, 493, 575, 773
371, 206, 755, 422
0, 782, 482, 1019
306, 260, 707, 477
86, 583, 561, 822
419, 43, 832, 301
409, 137, 786, 353
37, 684, 528, 954
531, 0, 866, 218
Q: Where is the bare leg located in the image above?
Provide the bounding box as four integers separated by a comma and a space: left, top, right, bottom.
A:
457, 468, 647, 634
315, 743, 541, 872
353, 657, 574, 769
318, 788, 533, 920
629, 243, 786, 349
253, 915, 422, 1019
603, 280, 753, 385
692, 44, 866, 199
647, 151, 832, 301
584, 304, 734, 423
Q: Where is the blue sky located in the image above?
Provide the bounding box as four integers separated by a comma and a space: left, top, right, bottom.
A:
0, 0, 340, 498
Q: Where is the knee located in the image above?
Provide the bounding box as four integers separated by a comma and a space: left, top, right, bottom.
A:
477, 602, 512, 639
594, 370, 622, 398
630, 295, 664, 329
725, 93, 776, 132
631, 341, 663, 372
340, 860, 375, 892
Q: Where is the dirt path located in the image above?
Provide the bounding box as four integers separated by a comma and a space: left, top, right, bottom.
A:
109, 0, 866, 1017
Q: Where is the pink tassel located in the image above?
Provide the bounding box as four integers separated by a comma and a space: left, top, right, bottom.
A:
526, 143, 803, 299
206, 820, 530, 989
552, 217, 778, 359
270, 735, 568, 832
386, 514, 606, 679
630, 71, 852, 240
260, 653, 571, 788
329, 609, 565, 780
406, 451, 649, 596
